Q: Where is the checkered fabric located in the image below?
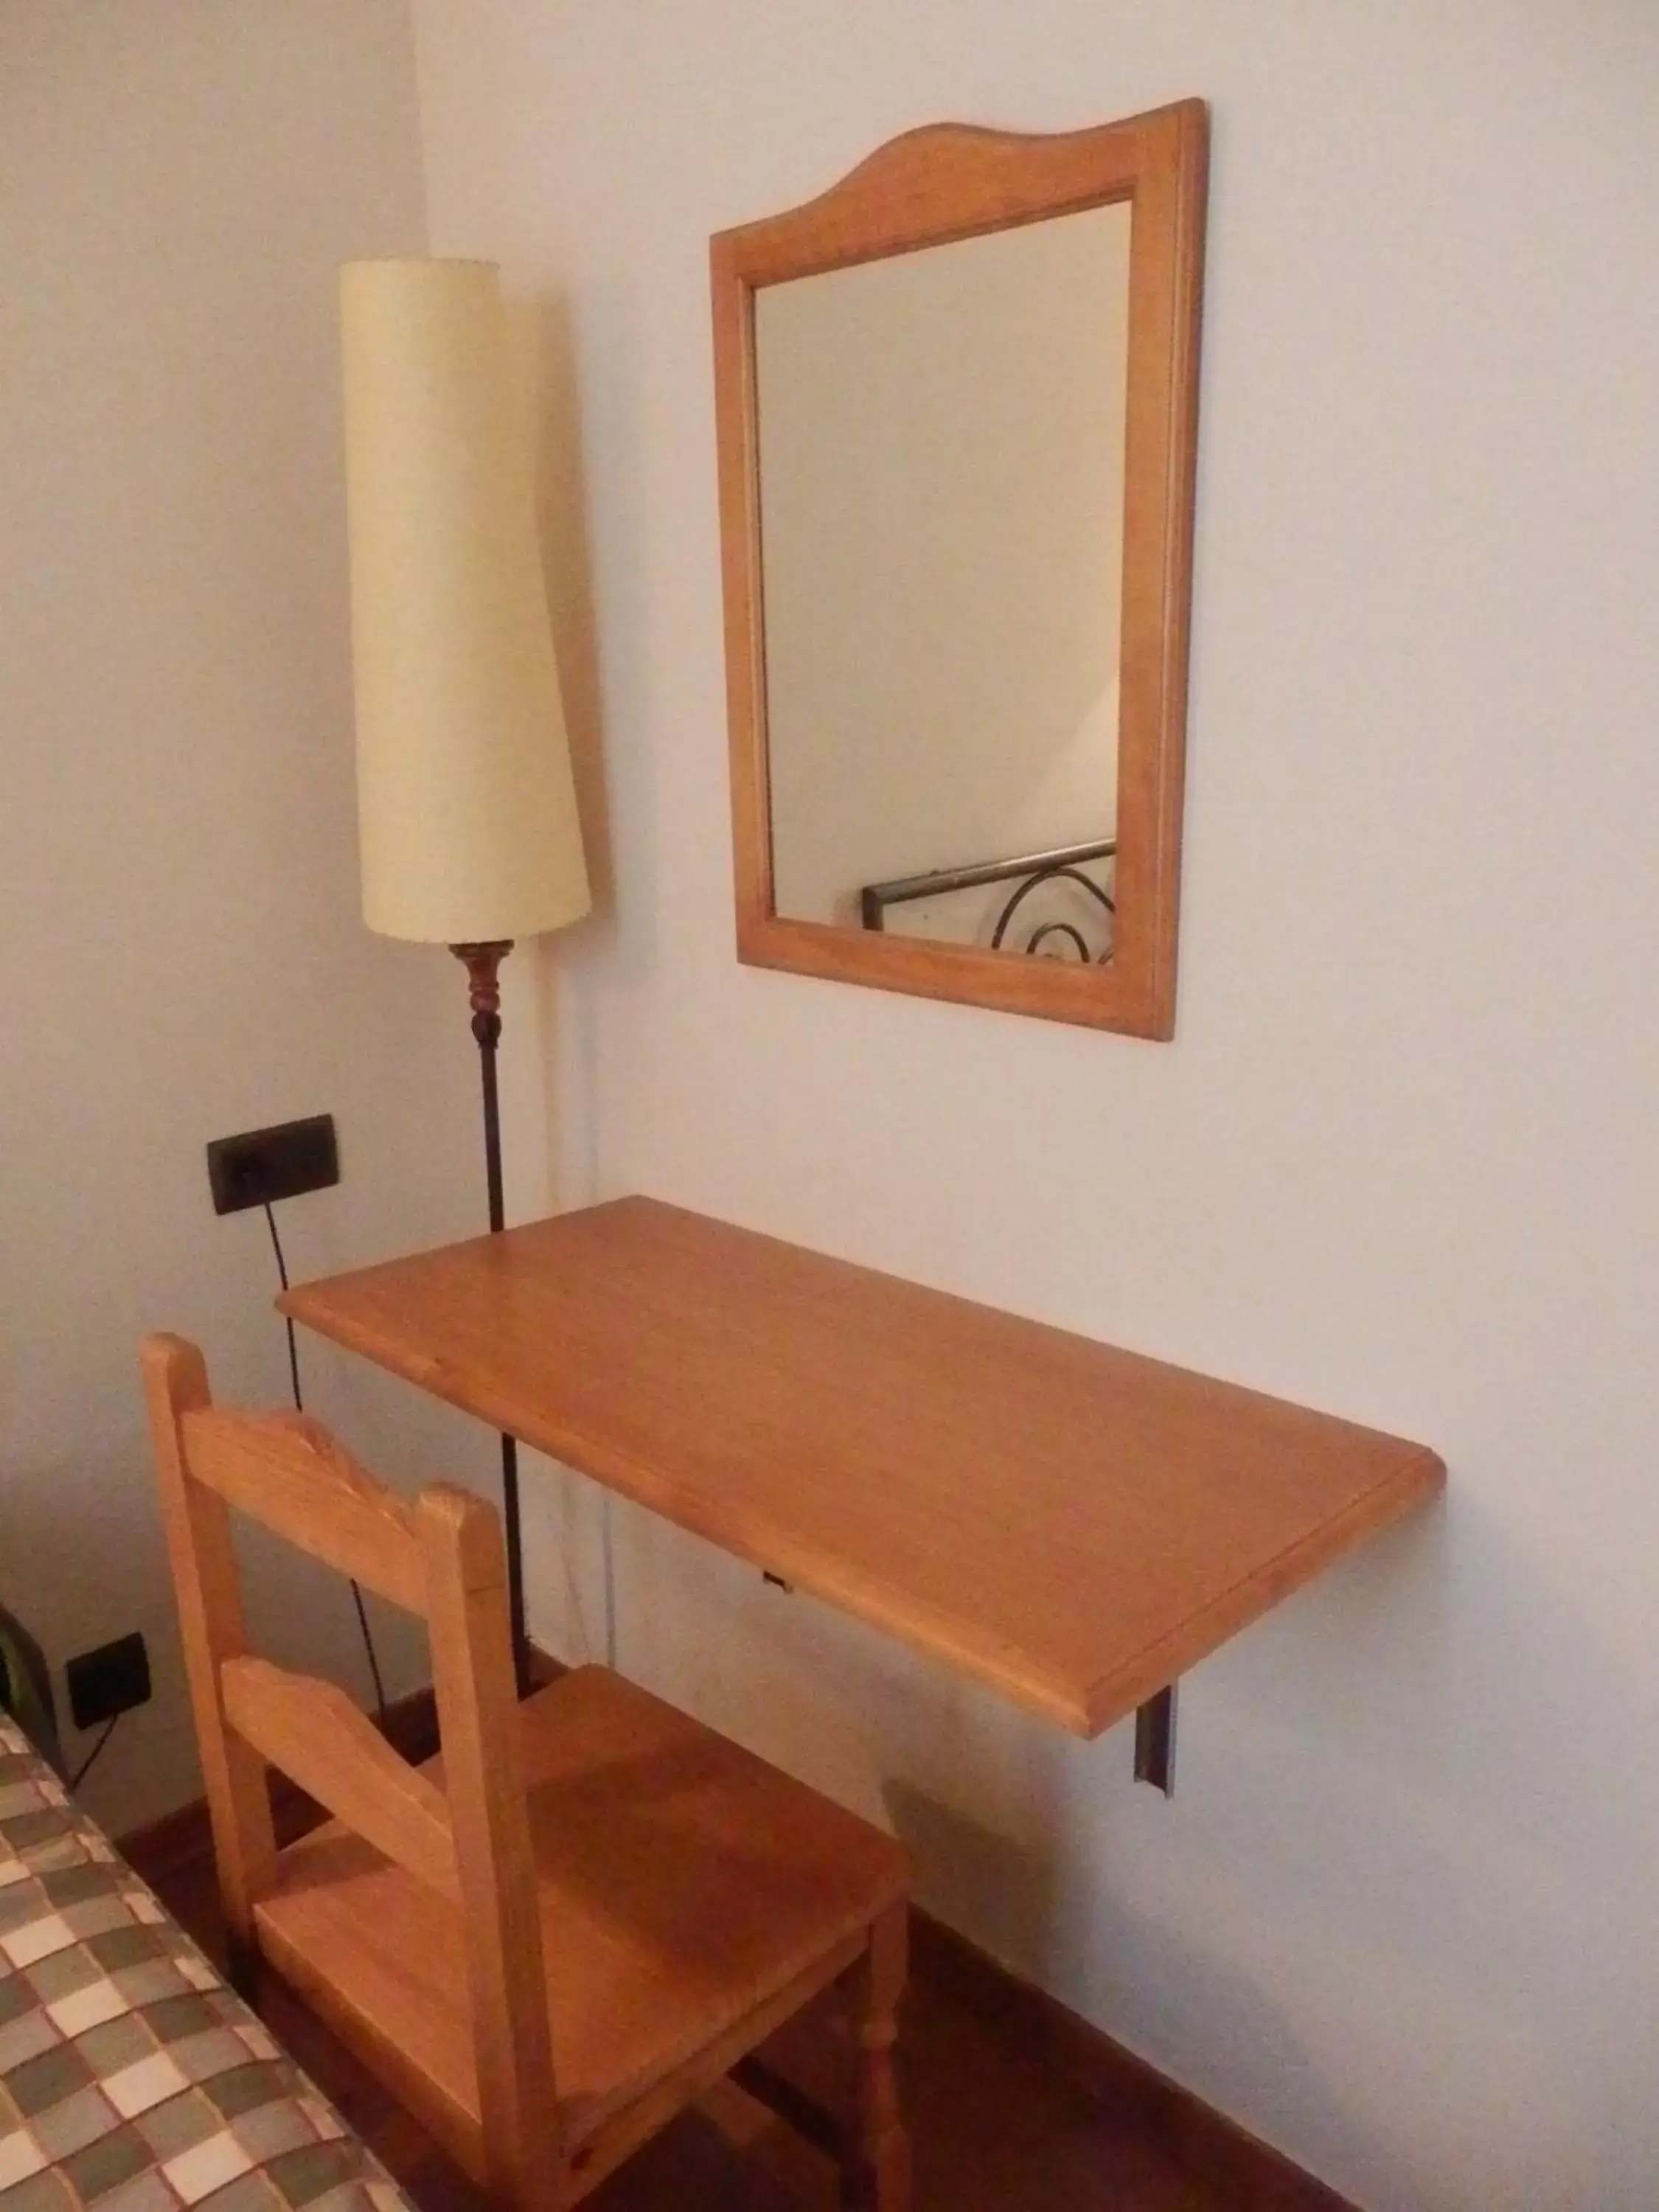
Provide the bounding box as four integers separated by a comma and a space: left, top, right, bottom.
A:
0, 1716, 414, 2212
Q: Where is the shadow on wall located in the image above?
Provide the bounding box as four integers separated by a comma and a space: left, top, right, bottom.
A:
509, 292, 614, 919
1044, 1498, 1659, 2209
883, 1780, 1060, 1977
507, 288, 621, 1214
0, 1436, 195, 1823
616, 1480, 1659, 2199
876, 1595, 1408, 2203
1, 1419, 427, 1829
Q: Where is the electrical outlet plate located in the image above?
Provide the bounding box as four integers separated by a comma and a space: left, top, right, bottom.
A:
66, 1632, 151, 1731
206, 1114, 338, 1216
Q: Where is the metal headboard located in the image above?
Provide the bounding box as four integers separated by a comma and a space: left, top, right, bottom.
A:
858, 838, 1116, 961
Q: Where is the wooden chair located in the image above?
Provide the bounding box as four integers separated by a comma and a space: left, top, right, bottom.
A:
142, 1334, 911, 2211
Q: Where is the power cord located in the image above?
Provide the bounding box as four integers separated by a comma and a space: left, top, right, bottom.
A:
261, 1203, 388, 1725
70, 1716, 119, 1791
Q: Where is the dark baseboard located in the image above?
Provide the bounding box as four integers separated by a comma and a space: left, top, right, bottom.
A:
118, 1654, 1355, 2212
907, 1910, 1360, 2212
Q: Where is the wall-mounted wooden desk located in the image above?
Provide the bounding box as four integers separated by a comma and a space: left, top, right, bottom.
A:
281, 1197, 1442, 1781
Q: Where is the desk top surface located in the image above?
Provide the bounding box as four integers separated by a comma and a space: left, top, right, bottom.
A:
282, 1196, 1443, 1739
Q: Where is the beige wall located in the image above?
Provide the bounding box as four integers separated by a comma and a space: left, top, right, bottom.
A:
0, 4, 509, 1829
261, 0, 1659, 2202
759, 207, 1128, 939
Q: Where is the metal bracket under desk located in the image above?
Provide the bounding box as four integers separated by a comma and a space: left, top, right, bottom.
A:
1134, 1686, 1178, 1795
763, 1554, 1180, 1792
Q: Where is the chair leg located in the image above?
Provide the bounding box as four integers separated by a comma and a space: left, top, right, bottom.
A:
839, 1903, 910, 2212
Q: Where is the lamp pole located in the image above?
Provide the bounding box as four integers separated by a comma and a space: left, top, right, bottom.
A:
451, 939, 529, 1697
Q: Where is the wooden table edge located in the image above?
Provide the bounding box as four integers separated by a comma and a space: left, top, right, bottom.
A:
1077, 1445, 1447, 1735
281, 1281, 1444, 1745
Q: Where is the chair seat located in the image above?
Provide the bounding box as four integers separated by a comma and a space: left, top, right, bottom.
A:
254, 1665, 908, 2165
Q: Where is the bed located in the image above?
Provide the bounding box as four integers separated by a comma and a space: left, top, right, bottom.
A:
0, 1714, 414, 2212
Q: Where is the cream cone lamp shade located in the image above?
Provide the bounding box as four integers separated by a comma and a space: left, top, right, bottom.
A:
339, 259, 590, 944
339, 259, 589, 1697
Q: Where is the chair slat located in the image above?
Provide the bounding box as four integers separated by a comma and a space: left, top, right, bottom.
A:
221, 1655, 459, 1900
181, 1408, 426, 1614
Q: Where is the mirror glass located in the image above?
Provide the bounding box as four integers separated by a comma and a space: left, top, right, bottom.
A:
755, 204, 1131, 965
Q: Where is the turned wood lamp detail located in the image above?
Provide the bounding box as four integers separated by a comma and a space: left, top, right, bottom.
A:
338, 259, 591, 1693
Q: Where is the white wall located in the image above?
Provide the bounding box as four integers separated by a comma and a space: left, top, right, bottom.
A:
422, 4, 1657, 2205
0, 4, 507, 1832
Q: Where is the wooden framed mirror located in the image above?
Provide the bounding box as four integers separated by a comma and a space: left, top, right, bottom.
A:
712, 100, 1207, 1037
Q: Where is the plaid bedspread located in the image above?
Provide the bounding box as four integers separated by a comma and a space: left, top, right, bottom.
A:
0, 1717, 412, 2212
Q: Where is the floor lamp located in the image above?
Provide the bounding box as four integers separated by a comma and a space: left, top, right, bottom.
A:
338, 259, 591, 1696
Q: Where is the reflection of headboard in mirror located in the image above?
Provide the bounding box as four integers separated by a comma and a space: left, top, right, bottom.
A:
860, 839, 1116, 964
712, 102, 1206, 1037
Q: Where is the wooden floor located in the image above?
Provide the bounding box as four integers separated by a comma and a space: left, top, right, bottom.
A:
147, 1848, 1228, 2212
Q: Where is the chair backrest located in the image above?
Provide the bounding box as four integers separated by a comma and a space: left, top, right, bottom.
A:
141, 1332, 560, 2194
